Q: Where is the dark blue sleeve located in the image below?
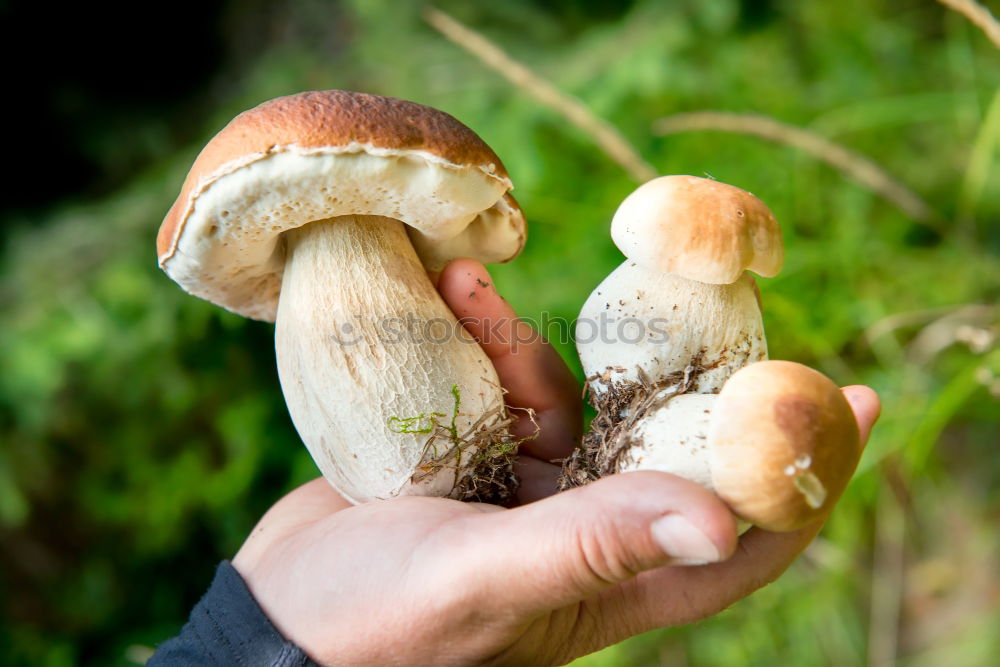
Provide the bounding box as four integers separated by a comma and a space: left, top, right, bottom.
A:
149, 561, 317, 666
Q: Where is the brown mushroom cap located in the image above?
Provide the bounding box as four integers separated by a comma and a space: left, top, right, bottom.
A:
610, 175, 783, 284
709, 360, 861, 531
158, 90, 526, 321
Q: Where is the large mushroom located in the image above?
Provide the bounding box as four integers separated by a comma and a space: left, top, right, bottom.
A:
158, 91, 526, 504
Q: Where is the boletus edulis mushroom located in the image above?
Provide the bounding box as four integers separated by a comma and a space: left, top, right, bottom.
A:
158, 91, 526, 504
563, 176, 861, 531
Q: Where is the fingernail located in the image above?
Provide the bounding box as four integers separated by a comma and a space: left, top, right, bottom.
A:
650, 514, 722, 565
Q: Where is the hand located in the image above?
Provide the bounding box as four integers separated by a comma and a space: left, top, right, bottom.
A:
233, 259, 881, 666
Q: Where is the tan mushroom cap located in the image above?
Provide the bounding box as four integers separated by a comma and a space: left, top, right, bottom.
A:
157, 90, 526, 321
611, 175, 783, 284
709, 360, 861, 532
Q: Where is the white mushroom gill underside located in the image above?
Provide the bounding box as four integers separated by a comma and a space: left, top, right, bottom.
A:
275, 215, 506, 503
162, 148, 518, 321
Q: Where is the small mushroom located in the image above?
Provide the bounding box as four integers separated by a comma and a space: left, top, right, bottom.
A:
158, 91, 526, 503
620, 361, 862, 531
577, 175, 784, 400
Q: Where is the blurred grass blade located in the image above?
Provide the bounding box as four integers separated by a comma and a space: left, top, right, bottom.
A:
423, 6, 657, 183
938, 0, 1000, 50
957, 88, 1000, 229
654, 111, 940, 228
905, 353, 998, 469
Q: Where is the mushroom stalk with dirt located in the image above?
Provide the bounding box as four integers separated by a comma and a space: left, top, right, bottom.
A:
576, 175, 783, 400
157, 91, 527, 504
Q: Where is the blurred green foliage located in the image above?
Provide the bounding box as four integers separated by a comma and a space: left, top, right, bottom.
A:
1, 0, 998, 664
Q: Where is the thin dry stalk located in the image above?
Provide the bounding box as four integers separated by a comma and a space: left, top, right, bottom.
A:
864, 303, 998, 363
867, 461, 908, 667
905, 304, 998, 363
423, 6, 657, 183
938, 0, 1000, 50
654, 111, 939, 228
864, 304, 989, 343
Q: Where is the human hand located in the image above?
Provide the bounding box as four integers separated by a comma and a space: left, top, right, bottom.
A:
233, 259, 881, 666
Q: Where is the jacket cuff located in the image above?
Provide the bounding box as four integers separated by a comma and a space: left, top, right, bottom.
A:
149, 560, 316, 666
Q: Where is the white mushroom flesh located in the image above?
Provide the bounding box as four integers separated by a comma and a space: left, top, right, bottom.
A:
276, 215, 506, 503
618, 393, 717, 489
577, 261, 767, 399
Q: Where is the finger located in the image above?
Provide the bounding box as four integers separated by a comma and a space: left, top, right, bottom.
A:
512, 456, 563, 505
438, 258, 582, 461
841, 385, 880, 445
574, 519, 821, 653
438, 471, 738, 618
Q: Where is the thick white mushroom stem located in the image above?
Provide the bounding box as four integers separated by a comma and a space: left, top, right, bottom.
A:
577, 260, 766, 401
560, 259, 768, 490
275, 215, 510, 504
621, 394, 719, 490
619, 393, 753, 534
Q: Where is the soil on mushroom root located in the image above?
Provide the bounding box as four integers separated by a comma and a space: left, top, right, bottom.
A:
558, 354, 714, 490
449, 435, 522, 504
400, 384, 538, 504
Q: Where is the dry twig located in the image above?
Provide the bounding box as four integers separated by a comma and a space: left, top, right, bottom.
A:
423, 6, 657, 183
654, 111, 939, 227
864, 304, 983, 343
905, 305, 998, 363
864, 303, 998, 360
867, 461, 907, 667
938, 0, 1000, 50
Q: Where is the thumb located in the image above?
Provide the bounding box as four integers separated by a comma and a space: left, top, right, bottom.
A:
453, 472, 739, 617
